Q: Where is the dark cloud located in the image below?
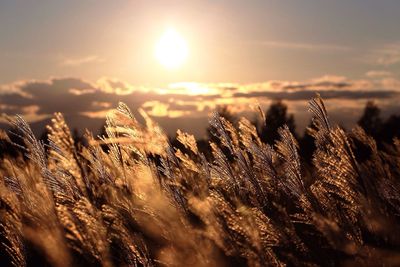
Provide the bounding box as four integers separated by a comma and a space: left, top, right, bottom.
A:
167, 102, 199, 112
0, 78, 204, 117
283, 81, 352, 91
233, 90, 398, 100
1, 76, 400, 138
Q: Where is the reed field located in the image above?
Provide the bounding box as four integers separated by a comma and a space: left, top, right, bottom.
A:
1, 95, 400, 266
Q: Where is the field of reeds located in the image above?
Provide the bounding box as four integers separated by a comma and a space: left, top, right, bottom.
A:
1, 95, 400, 266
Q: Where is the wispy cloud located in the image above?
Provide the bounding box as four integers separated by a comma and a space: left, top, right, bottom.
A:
258, 40, 351, 52
366, 42, 400, 66
60, 55, 105, 66
381, 77, 400, 90
365, 70, 393, 78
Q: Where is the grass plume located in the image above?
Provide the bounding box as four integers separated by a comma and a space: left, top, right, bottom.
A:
1, 96, 400, 266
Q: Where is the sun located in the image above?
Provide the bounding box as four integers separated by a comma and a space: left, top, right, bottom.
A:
155, 28, 188, 70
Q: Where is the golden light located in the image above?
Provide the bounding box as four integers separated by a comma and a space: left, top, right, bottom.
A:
168, 82, 215, 95
155, 28, 188, 70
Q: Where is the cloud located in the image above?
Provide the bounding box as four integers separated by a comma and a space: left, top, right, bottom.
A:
81, 109, 113, 119
60, 55, 105, 66
0, 104, 49, 124
91, 101, 112, 109
166, 82, 237, 97
96, 77, 150, 95
381, 78, 400, 91
142, 101, 193, 118
366, 42, 400, 66
258, 40, 350, 52
238, 75, 378, 94
1, 75, 400, 137
365, 70, 393, 78
0, 77, 214, 124
233, 90, 396, 101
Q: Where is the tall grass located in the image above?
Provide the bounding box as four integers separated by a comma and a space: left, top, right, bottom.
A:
1, 95, 400, 266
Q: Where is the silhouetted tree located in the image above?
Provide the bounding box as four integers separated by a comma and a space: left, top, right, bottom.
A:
72, 128, 86, 147
358, 101, 382, 139
260, 100, 296, 144
381, 114, 400, 143
299, 120, 316, 163
0, 125, 28, 158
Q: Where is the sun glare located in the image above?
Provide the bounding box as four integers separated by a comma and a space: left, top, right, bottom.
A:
155, 28, 188, 70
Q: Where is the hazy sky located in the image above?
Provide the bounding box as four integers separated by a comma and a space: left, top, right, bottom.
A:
1, 0, 400, 84
1, 1, 400, 137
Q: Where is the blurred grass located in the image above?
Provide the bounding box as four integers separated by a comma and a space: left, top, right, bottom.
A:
1, 96, 400, 267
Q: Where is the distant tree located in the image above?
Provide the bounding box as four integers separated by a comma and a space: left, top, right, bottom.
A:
72, 128, 86, 147
299, 120, 317, 163
358, 101, 382, 139
381, 114, 400, 143
1, 125, 27, 158
260, 100, 296, 144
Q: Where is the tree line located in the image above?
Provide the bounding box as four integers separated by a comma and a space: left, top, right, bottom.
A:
1, 100, 400, 162
196, 100, 400, 162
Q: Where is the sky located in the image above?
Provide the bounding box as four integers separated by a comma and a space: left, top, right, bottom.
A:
1, 0, 400, 137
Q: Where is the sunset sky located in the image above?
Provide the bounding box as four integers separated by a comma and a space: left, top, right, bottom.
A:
1, 0, 400, 137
